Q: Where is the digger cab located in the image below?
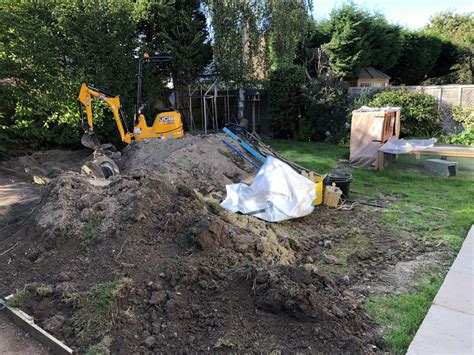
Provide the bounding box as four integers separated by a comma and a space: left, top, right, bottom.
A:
133, 53, 184, 141
133, 111, 184, 141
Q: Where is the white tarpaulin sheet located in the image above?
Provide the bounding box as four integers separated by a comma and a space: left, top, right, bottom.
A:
220, 156, 316, 222
379, 137, 436, 154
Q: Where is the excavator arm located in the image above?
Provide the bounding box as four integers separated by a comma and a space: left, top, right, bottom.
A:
77, 84, 133, 147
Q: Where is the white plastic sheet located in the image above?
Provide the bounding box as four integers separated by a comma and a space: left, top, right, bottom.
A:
220, 156, 316, 222
379, 137, 436, 154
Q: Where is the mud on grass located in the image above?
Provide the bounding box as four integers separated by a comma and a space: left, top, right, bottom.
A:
269, 141, 473, 353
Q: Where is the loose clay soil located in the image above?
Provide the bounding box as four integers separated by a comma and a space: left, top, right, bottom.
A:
0, 134, 440, 354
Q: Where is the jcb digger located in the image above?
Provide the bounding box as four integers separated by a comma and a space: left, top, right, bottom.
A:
78, 53, 184, 150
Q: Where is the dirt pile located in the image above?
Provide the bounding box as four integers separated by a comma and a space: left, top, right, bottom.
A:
119, 134, 252, 192
0, 136, 388, 353
0, 149, 89, 178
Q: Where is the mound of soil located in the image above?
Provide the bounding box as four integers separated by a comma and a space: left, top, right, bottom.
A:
119, 134, 252, 192
1, 149, 89, 178
0, 135, 389, 353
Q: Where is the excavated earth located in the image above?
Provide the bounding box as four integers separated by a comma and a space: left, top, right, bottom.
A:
0, 134, 433, 353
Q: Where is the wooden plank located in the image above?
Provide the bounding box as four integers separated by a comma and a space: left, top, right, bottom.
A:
428, 144, 474, 150
1, 296, 73, 355
410, 150, 474, 158
408, 144, 474, 158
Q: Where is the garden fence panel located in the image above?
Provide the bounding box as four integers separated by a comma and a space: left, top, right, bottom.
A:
348, 85, 474, 108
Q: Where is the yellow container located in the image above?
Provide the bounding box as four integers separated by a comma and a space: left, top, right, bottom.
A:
309, 172, 325, 206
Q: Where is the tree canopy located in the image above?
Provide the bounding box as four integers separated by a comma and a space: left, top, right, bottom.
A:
0, 0, 211, 151
322, 4, 401, 79
0, 0, 138, 148
134, 0, 212, 87
426, 11, 474, 83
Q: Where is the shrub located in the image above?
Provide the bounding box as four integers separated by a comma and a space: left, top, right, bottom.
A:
268, 65, 306, 138
0, 0, 138, 154
350, 88, 378, 110
302, 74, 349, 142
369, 89, 442, 137
451, 106, 474, 129
447, 128, 474, 146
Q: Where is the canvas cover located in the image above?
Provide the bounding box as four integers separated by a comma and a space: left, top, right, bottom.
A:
349, 106, 401, 168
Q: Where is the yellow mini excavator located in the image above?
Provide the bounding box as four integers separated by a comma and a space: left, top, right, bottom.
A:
78, 53, 184, 150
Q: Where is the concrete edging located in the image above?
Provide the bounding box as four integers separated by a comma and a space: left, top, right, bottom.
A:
1, 295, 73, 355
407, 225, 474, 355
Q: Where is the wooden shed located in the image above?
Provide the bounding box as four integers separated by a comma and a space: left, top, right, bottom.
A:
347, 67, 390, 88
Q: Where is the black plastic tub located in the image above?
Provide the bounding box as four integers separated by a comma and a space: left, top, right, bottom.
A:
324, 172, 353, 199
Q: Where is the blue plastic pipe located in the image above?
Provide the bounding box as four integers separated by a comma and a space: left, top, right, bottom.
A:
222, 139, 260, 170
223, 127, 267, 164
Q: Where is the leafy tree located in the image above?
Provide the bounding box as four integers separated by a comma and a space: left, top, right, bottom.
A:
266, 0, 311, 68
206, 0, 264, 83
0, 0, 137, 150
387, 30, 459, 85
295, 20, 332, 79
206, 0, 267, 119
305, 20, 332, 49
134, 0, 212, 88
206, 0, 312, 119
427, 11, 474, 83
367, 14, 402, 71
323, 4, 401, 79
427, 37, 464, 80
323, 4, 368, 79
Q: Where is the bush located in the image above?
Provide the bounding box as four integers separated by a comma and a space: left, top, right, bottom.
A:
451, 106, 474, 129
1, 0, 151, 154
369, 89, 442, 137
302, 74, 349, 142
447, 128, 474, 146
268, 65, 306, 138
350, 88, 378, 110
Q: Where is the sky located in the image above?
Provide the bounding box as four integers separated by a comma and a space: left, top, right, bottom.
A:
312, 0, 473, 29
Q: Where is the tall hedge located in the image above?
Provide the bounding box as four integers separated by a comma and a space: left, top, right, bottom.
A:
268, 65, 306, 138
302, 74, 349, 142
0, 0, 138, 152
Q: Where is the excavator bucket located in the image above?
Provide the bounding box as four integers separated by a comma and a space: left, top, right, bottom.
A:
81, 131, 101, 150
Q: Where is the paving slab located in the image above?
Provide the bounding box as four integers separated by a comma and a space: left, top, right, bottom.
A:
450, 237, 474, 275
407, 225, 474, 355
434, 269, 474, 315
407, 304, 473, 355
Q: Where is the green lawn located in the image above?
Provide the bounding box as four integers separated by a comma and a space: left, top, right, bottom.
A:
268, 140, 474, 354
